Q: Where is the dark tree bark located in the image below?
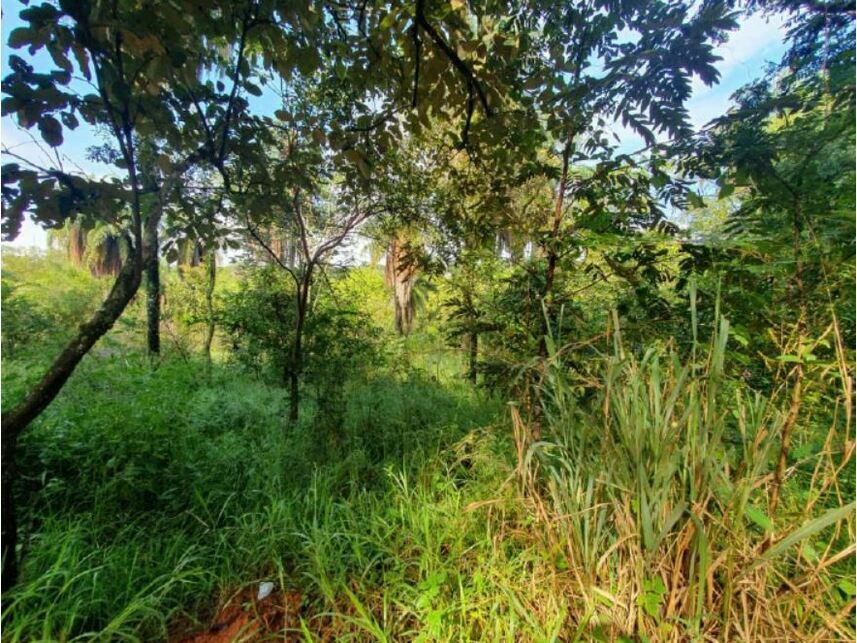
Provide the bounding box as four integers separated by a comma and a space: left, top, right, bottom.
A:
1, 433, 19, 593
146, 225, 160, 357
203, 249, 217, 370
288, 271, 311, 423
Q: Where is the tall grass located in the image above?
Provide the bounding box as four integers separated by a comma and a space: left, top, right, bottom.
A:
519, 299, 855, 640
1, 354, 510, 641
1, 304, 853, 640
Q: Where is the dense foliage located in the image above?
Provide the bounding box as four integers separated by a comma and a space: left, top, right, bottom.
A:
0, 0, 854, 640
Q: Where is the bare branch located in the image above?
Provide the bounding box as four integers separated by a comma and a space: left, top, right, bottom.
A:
244, 214, 301, 287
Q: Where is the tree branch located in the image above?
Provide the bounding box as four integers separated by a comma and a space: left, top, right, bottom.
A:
244, 214, 301, 287
414, 0, 492, 118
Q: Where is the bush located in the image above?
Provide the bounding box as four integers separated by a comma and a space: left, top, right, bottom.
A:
219, 266, 386, 394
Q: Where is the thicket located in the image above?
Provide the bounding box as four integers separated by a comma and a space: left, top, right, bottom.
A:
0, 0, 854, 640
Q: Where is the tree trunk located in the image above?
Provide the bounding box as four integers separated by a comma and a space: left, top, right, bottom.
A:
539, 133, 573, 359
1, 432, 19, 593
289, 368, 300, 422
530, 133, 574, 442
386, 235, 417, 335
91, 234, 123, 278
146, 226, 160, 357
289, 275, 311, 423
68, 221, 87, 267
468, 331, 478, 384
1, 252, 143, 589
270, 232, 284, 265
203, 249, 217, 370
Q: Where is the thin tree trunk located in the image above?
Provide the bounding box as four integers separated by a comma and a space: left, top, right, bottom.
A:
203, 249, 217, 370
289, 369, 300, 422
468, 331, 478, 384
539, 132, 573, 359
531, 132, 574, 441
146, 226, 160, 357
289, 275, 311, 423
1, 432, 19, 593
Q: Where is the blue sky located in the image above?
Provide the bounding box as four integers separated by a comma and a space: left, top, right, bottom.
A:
1, 6, 788, 249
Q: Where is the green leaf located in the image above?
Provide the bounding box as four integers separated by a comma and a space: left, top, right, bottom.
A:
687, 192, 705, 209
750, 502, 856, 570
731, 330, 749, 347
38, 116, 63, 147
426, 609, 443, 629
776, 354, 801, 363
837, 578, 856, 597
745, 505, 772, 532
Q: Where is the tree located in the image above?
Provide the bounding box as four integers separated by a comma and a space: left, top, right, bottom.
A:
49, 217, 125, 278
245, 180, 380, 421
682, 0, 855, 514
520, 0, 734, 338
445, 247, 501, 383
0, 0, 287, 589
385, 231, 421, 335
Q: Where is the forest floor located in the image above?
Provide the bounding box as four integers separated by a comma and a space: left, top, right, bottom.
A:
170, 586, 302, 642
2, 334, 854, 641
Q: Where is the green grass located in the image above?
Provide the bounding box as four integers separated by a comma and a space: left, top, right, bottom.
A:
1, 264, 853, 641
2, 352, 517, 641
4, 323, 853, 640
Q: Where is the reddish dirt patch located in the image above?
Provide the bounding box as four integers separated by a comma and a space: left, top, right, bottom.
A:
171, 587, 302, 642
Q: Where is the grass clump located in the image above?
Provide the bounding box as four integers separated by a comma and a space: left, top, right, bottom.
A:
1, 298, 852, 641
517, 310, 855, 640
4, 310, 851, 641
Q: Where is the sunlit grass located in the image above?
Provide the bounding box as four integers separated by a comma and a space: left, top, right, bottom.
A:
1, 307, 853, 641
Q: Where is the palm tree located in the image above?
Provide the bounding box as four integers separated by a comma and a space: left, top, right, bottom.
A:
385, 232, 420, 335
49, 218, 125, 278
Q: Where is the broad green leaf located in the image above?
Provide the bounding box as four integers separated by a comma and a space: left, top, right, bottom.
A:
751, 502, 856, 570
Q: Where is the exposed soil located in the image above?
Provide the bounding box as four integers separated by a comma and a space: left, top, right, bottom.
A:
171, 586, 302, 642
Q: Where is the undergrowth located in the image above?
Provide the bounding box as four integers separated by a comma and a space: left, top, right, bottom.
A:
1, 315, 853, 641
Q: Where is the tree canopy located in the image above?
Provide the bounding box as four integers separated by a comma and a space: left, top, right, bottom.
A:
0, 0, 854, 639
